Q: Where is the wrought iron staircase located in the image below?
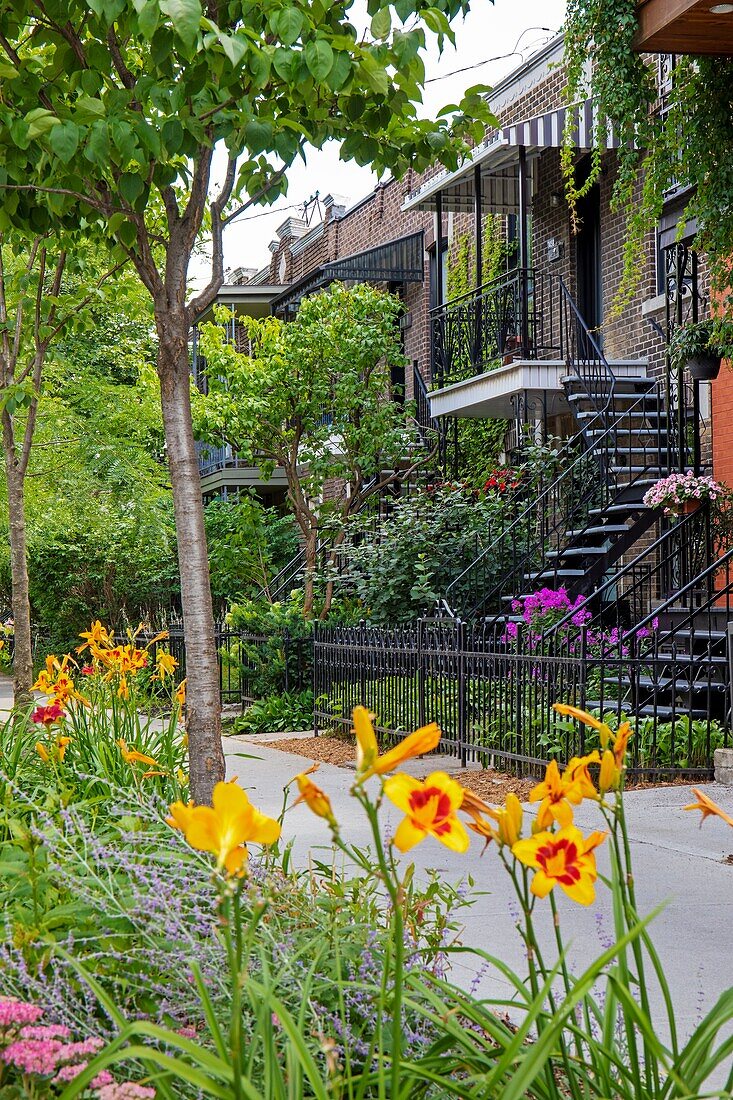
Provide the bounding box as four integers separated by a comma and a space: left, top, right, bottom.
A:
545, 507, 732, 739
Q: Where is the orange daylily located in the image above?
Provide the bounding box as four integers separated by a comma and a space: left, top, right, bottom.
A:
35, 733, 71, 764
294, 769, 337, 827
168, 780, 281, 875
613, 722, 633, 768
175, 679, 187, 706
529, 760, 585, 828
684, 788, 733, 828
353, 706, 441, 782
553, 704, 614, 749
384, 771, 469, 853
117, 738, 159, 768
77, 620, 113, 654
154, 650, 179, 679
465, 791, 524, 848
512, 825, 608, 905
565, 752, 601, 799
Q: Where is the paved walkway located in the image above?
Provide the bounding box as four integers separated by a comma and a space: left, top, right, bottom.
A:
225, 730, 733, 1045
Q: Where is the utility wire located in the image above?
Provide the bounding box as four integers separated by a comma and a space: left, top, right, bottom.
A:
425, 26, 556, 83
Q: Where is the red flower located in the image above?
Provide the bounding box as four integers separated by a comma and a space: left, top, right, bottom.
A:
81, 665, 94, 676
31, 703, 67, 727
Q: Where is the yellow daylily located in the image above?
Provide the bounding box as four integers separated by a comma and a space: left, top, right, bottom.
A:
117, 738, 159, 768
77, 620, 113, 654
353, 706, 441, 781
529, 760, 585, 829
35, 741, 50, 763
513, 825, 608, 906
155, 650, 179, 679
599, 749, 621, 793
384, 771, 469, 853
565, 752, 601, 799
553, 704, 614, 749
175, 679, 187, 706
294, 768, 337, 827
684, 788, 733, 828
168, 780, 281, 874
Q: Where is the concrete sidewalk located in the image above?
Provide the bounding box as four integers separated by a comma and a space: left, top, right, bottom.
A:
225, 731, 733, 1043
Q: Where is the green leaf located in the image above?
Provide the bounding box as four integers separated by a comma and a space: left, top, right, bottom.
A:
25, 108, 59, 140
305, 39, 334, 82
119, 173, 145, 205
245, 118, 273, 155
275, 8, 304, 47
49, 121, 80, 163
327, 51, 351, 92
219, 32, 247, 67
370, 7, 391, 39
159, 0, 202, 48
138, 0, 160, 39
360, 55, 388, 96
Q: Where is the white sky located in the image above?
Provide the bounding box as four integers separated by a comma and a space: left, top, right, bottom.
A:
207, 0, 568, 280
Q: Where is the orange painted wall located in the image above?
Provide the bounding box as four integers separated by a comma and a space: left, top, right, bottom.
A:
712, 363, 733, 487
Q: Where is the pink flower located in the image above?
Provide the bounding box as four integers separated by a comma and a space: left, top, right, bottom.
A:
2, 1037, 65, 1075
97, 1084, 157, 1100
54, 1061, 88, 1083
57, 1036, 104, 1062
21, 1025, 72, 1041
92, 1071, 115, 1087
0, 999, 44, 1027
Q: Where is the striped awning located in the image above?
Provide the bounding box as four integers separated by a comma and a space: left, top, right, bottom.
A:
402, 99, 624, 214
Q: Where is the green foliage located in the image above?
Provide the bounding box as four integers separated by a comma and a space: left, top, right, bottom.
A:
231, 689, 315, 734
0, 2, 496, 245
563, 1, 733, 309
335, 438, 564, 623
204, 496, 299, 604
668, 318, 733, 372
195, 283, 410, 506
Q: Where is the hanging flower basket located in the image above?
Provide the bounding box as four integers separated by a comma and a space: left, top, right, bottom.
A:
642, 472, 724, 517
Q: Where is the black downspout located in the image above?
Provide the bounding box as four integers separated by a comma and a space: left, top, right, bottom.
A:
518, 145, 530, 355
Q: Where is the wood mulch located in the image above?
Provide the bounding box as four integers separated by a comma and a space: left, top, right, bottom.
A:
262, 735, 700, 800
263, 735, 536, 800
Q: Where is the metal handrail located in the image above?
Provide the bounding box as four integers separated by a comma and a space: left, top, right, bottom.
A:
544, 506, 707, 637
442, 381, 671, 619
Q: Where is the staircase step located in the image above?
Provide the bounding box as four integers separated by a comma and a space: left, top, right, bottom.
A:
523, 568, 586, 583
546, 546, 608, 560
567, 525, 630, 538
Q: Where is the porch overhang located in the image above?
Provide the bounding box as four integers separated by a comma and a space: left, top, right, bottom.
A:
634, 0, 733, 55
271, 230, 425, 316
402, 101, 624, 215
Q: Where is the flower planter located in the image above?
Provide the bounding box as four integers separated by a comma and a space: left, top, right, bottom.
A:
673, 498, 702, 517
687, 353, 722, 382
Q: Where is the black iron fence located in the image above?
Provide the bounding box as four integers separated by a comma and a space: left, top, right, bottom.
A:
134, 626, 312, 708
314, 617, 731, 777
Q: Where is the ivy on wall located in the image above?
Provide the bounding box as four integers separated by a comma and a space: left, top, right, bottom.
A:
563, 0, 733, 314
446, 214, 510, 477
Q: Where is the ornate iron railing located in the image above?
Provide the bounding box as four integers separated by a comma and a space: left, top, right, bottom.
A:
430, 267, 616, 424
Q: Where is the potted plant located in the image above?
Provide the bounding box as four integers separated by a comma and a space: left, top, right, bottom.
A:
643, 471, 725, 517
668, 319, 733, 382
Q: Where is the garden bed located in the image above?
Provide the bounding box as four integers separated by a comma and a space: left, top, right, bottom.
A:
263, 735, 537, 800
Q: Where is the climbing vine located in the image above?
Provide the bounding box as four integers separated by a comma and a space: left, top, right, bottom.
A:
563, 0, 733, 313
446, 215, 512, 476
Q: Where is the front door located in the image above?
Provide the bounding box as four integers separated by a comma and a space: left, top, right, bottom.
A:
575, 160, 602, 347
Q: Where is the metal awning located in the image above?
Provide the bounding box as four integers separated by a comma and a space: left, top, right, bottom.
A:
271, 230, 425, 315
402, 100, 625, 214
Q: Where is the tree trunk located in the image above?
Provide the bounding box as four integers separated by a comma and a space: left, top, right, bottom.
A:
1, 429, 33, 704
302, 529, 318, 618
157, 316, 224, 804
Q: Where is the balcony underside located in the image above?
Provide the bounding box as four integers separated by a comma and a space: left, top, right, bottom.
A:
429, 360, 648, 419
199, 465, 289, 495
634, 0, 733, 53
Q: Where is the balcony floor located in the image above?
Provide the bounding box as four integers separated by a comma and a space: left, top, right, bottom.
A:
428, 359, 649, 419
